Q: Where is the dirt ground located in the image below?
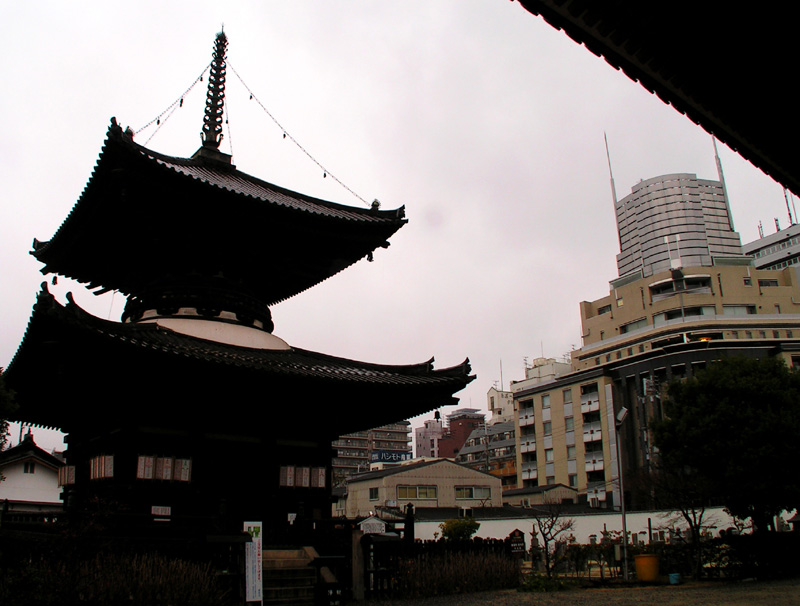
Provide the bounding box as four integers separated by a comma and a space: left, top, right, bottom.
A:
368, 578, 800, 606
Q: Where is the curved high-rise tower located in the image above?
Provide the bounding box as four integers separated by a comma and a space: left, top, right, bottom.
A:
615, 173, 745, 278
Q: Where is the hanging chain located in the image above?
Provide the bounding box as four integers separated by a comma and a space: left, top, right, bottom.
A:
136, 65, 210, 138
228, 62, 370, 207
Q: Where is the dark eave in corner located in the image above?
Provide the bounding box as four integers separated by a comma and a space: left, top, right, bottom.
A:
516, 1, 800, 196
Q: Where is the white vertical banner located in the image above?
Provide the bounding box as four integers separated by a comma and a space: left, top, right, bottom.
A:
244, 521, 263, 604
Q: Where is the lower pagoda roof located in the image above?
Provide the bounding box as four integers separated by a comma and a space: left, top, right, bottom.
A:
31, 119, 408, 306
5, 286, 474, 438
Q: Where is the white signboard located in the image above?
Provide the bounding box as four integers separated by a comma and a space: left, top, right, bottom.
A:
244, 521, 263, 603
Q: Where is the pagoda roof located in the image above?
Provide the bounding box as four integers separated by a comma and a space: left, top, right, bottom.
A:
5, 286, 474, 437
32, 119, 407, 305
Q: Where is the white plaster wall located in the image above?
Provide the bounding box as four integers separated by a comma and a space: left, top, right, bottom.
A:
413, 507, 738, 549
147, 317, 290, 350
0, 462, 62, 503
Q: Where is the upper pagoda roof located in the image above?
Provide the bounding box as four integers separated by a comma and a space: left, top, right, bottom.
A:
32, 119, 407, 306
5, 286, 473, 437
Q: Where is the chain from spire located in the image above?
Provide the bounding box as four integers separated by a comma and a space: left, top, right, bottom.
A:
201, 31, 228, 149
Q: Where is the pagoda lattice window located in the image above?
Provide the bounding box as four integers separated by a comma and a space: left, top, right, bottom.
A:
90, 455, 114, 479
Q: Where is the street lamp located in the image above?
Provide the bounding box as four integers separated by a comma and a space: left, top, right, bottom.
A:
615, 407, 629, 581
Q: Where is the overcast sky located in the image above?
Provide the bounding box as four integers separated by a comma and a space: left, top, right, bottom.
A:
1, 2, 790, 448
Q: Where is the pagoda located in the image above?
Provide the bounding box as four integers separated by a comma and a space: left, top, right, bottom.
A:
5, 32, 473, 542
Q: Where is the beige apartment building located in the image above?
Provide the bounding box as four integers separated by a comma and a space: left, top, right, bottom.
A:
514, 263, 800, 510
339, 458, 502, 519
576, 263, 800, 370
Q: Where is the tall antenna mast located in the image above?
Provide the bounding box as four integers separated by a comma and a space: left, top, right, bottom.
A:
713, 137, 735, 231
605, 133, 621, 250
604, 132, 618, 206
784, 188, 795, 227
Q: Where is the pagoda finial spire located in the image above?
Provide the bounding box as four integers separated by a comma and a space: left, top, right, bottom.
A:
201, 30, 228, 149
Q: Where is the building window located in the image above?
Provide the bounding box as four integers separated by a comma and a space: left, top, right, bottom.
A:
543, 422, 552, 435
23, 462, 35, 474
597, 304, 612, 315
743, 277, 752, 286
545, 449, 554, 462
565, 417, 575, 432
562, 389, 572, 404
369, 487, 379, 501
58, 466, 76, 486
568, 474, 578, 487
137, 456, 155, 479
542, 394, 550, 408
620, 318, 648, 334
398, 485, 437, 499
653, 305, 716, 326
773, 330, 780, 339
90, 455, 114, 480
156, 457, 174, 481
546, 476, 556, 485
758, 279, 779, 287
788, 330, 794, 338
723, 305, 756, 316
567, 445, 576, 460
455, 486, 491, 500
137, 456, 182, 482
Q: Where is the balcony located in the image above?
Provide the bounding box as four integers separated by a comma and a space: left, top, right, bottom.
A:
519, 410, 535, 427
587, 486, 607, 502
521, 463, 538, 481
520, 439, 536, 454
585, 457, 605, 472
581, 398, 600, 414
583, 424, 603, 443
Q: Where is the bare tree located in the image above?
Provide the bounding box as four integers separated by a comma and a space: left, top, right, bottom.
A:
530, 497, 575, 578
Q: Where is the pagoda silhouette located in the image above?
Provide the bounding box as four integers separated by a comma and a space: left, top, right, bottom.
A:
6, 32, 473, 543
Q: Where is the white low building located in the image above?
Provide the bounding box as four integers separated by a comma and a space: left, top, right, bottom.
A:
0, 431, 64, 520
